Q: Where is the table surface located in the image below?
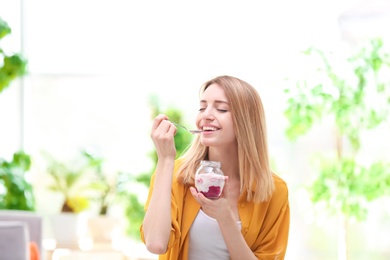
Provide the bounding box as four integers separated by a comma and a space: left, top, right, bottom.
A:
44, 239, 158, 260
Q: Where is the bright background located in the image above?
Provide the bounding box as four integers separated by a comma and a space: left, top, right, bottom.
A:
1, 0, 390, 259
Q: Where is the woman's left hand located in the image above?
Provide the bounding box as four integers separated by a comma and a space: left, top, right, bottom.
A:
190, 176, 233, 221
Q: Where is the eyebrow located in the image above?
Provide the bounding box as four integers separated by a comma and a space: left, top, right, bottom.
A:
200, 100, 229, 105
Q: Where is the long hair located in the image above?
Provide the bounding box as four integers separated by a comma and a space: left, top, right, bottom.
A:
177, 75, 274, 203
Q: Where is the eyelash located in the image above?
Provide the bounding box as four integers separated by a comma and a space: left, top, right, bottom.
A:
198, 108, 228, 113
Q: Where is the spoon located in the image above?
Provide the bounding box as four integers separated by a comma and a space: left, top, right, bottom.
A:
172, 123, 203, 134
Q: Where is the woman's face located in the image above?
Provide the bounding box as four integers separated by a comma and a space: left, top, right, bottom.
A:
196, 83, 236, 148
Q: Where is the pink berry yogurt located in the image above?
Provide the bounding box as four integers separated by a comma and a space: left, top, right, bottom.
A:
195, 172, 225, 199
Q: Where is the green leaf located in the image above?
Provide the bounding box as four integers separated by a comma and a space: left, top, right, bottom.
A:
0, 17, 11, 39
0, 151, 35, 211
0, 17, 28, 93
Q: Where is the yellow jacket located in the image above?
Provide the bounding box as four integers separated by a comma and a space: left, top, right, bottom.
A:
140, 160, 290, 259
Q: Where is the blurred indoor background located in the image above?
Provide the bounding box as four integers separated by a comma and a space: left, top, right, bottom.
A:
1, 0, 389, 259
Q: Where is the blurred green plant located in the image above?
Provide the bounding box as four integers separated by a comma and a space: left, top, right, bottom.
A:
118, 95, 193, 239
82, 150, 122, 216
0, 17, 27, 93
0, 18, 32, 211
44, 152, 91, 213
284, 38, 390, 259
0, 151, 35, 210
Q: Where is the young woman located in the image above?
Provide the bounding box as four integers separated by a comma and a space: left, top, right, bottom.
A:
141, 75, 290, 259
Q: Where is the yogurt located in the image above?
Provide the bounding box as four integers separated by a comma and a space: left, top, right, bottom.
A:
195, 172, 225, 199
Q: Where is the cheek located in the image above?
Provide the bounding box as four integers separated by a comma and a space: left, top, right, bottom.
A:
226, 127, 237, 141
220, 115, 235, 134
224, 114, 235, 128
225, 118, 236, 138
195, 114, 202, 127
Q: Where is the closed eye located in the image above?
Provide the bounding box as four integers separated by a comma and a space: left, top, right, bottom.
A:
199, 108, 228, 112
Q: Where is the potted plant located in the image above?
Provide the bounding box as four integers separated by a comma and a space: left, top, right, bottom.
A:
283, 38, 390, 260
81, 150, 119, 216
44, 152, 91, 248
81, 150, 124, 243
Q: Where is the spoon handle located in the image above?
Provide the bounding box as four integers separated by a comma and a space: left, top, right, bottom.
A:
172, 123, 203, 134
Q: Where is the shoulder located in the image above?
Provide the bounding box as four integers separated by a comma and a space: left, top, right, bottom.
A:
272, 173, 288, 190
174, 158, 184, 171
271, 173, 289, 202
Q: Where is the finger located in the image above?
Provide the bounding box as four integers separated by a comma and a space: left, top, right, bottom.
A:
190, 187, 208, 204
168, 122, 178, 135
152, 114, 169, 132
190, 186, 198, 197
153, 119, 175, 139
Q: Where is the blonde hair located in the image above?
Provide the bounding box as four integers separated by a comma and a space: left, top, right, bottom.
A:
177, 75, 274, 203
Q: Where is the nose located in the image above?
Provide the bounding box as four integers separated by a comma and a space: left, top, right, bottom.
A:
202, 106, 215, 121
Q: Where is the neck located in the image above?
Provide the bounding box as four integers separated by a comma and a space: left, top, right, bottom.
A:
208, 146, 239, 180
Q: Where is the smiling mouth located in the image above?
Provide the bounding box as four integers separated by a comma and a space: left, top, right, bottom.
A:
202, 126, 220, 132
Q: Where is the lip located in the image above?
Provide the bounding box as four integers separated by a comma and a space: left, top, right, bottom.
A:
201, 124, 220, 129
201, 130, 217, 135
200, 124, 220, 134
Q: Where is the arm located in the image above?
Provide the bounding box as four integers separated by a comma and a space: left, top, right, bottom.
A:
141, 114, 177, 254
219, 212, 258, 260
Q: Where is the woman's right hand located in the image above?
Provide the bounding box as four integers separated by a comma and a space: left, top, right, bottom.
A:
151, 114, 177, 160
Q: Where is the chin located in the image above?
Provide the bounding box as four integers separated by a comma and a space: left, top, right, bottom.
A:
200, 140, 213, 146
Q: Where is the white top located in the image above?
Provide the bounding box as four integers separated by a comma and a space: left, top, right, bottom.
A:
188, 209, 242, 260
